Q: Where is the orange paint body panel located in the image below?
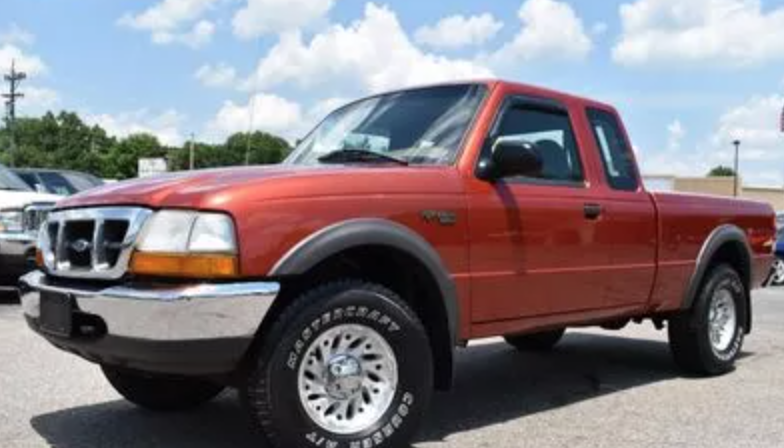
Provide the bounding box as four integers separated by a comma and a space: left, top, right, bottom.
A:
56, 80, 776, 342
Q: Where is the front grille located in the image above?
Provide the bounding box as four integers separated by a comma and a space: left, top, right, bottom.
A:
41, 207, 152, 280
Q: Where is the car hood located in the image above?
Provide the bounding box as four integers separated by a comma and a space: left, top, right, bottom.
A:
0, 190, 61, 210
55, 164, 464, 211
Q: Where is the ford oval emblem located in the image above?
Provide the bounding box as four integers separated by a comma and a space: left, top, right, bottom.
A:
70, 239, 92, 253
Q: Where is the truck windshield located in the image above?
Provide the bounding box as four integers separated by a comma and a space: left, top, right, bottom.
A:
285, 84, 487, 167
0, 165, 32, 191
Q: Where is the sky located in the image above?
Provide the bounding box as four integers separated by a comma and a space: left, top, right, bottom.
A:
3, 0, 784, 186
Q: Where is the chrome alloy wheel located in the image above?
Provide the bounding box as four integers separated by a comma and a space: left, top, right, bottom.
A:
297, 324, 398, 435
708, 287, 738, 353
771, 259, 784, 286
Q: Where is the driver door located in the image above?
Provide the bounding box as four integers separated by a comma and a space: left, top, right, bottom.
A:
468, 96, 614, 323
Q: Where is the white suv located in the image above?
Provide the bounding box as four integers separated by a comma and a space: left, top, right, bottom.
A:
0, 164, 61, 285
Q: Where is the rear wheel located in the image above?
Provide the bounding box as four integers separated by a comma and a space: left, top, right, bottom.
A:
668, 264, 747, 375
505, 328, 565, 352
102, 366, 224, 411
243, 280, 433, 448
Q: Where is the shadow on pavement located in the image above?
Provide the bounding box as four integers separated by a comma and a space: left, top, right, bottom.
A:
30, 332, 686, 448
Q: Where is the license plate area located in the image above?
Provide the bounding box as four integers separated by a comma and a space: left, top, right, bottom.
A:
39, 291, 74, 337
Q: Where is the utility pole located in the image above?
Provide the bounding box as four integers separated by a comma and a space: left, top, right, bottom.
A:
189, 132, 195, 170
3, 60, 26, 124
732, 140, 741, 197
2, 60, 27, 165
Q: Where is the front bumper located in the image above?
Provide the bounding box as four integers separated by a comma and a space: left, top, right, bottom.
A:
0, 233, 37, 285
20, 270, 280, 375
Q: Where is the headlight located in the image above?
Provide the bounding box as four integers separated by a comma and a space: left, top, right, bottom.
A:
136, 210, 237, 254
0, 209, 23, 233
131, 210, 239, 278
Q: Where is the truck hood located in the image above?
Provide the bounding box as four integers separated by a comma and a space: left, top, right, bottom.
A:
0, 190, 61, 210
55, 165, 464, 211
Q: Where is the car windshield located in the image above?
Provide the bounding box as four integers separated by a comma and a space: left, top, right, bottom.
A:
0, 165, 32, 191
285, 84, 487, 167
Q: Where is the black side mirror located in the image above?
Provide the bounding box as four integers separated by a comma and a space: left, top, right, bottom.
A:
477, 138, 543, 181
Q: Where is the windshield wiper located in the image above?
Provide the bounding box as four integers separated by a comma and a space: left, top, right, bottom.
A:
317, 149, 409, 166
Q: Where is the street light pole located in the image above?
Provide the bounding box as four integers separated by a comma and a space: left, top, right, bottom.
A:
732, 140, 741, 197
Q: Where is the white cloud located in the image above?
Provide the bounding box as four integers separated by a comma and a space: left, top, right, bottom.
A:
0, 24, 35, 46
666, 119, 686, 150
641, 93, 784, 187
206, 93, 303, 142
195, 62, 237, 88
0, 44, 47, 76
414, 13, 503, 50
492, 0, 592, 64
244, 3, 493, 94
118, 0, 219, 48
233, 0, 334, 39
152, 20, 216, 49
24, 86, 60, 111
85, 109, 186, 146
613, 0, 784, 67
710, 94, 784, 163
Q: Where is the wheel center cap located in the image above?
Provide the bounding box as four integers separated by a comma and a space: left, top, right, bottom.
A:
325, 355, 362, 400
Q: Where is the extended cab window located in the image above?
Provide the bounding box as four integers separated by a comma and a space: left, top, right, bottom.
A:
587, 108, 639, 191
493, 106, 584, 184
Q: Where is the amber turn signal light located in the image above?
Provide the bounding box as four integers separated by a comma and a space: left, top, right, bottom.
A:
130, 252, 239, 279
35, 249, 44, 268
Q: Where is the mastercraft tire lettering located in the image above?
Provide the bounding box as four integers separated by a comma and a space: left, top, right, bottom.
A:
244, 281, 433, 448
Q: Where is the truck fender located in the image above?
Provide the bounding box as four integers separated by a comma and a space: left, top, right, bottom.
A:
269, 218, 460, 346
682, 224, 753, 330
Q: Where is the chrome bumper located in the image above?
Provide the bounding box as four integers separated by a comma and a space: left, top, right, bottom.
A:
20, 270, 280, 374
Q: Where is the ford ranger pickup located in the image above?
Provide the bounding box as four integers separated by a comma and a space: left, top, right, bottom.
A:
20, 80, 776, 448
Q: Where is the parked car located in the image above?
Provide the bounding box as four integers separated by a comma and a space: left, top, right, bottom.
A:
0, 164, 60, 285
766, 212, 784, 286
13, 168, 104, 196
20, 80, 775, 448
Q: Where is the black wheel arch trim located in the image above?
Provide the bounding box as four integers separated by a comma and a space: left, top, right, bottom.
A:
270, 218, 460, 347
682, 224, 753, 331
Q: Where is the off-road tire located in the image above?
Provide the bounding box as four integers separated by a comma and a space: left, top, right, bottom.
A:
243, 280, 433, 448
668, 264, 747, 376
102, 366, 224, 411
504, 328, 566, 352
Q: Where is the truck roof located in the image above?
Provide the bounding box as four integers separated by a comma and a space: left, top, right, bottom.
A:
371, 79, 616, 113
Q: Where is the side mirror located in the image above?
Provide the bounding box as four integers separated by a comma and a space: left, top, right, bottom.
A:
478, 138, 543, 181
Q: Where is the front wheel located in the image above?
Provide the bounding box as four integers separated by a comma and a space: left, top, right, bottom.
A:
102, 366, 224, 411
243, 281, 433, 448
668, 264, 747, 376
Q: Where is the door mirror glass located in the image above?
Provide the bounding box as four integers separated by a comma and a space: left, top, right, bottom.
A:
490, 138, 543, 179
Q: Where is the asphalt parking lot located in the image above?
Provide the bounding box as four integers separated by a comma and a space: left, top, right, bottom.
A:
2, 288, 784, 448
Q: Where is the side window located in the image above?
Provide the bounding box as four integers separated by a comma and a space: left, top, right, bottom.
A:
587, 108, 639, 191
494, 106, 584, 184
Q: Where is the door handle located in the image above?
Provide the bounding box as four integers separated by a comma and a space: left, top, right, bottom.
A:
584, 203, 602, 220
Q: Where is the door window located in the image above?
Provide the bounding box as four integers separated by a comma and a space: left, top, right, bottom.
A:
587, 108, 639, 191
493, 106, 584, 185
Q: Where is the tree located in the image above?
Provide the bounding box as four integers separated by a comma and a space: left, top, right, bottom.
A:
708, 166, 736, 177
103, 134, 166, 179
0, 111, 292, 180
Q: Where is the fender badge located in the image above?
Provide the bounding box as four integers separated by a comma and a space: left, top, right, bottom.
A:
420, 210, 457, 226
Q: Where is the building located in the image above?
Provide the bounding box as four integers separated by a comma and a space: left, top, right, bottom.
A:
643, 175, 784, 211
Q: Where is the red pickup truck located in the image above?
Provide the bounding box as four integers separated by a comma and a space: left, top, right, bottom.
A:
21, 80, 775, 448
